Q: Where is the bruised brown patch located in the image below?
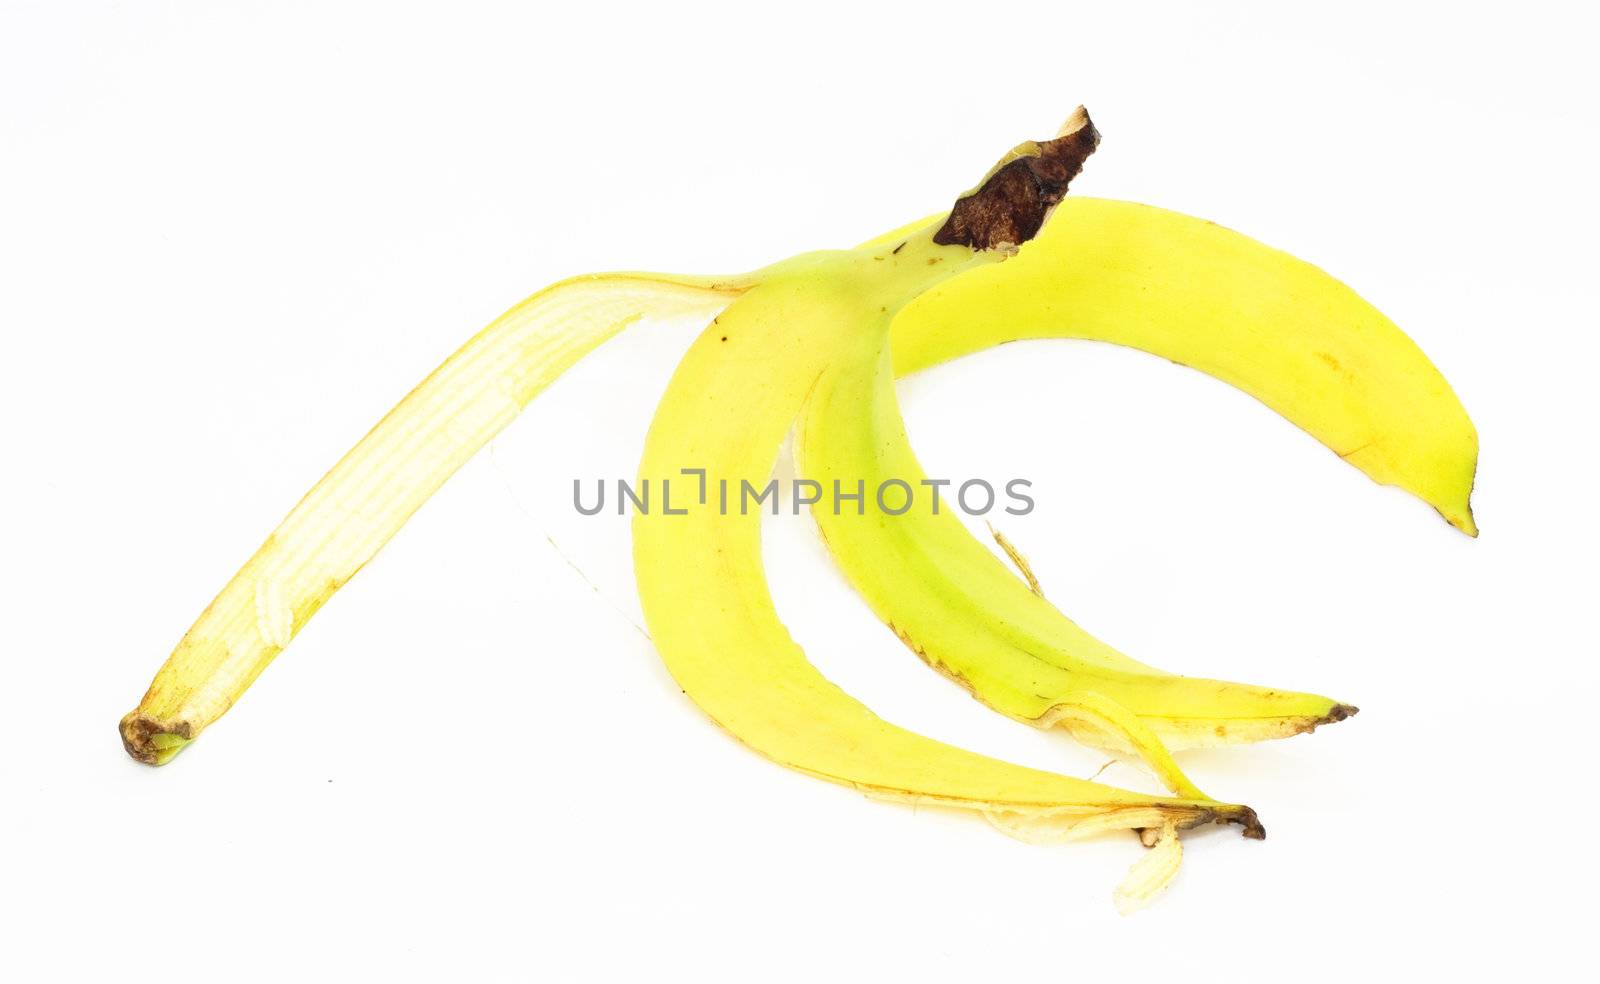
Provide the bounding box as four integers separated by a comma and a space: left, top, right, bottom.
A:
934, 106, 1101, 251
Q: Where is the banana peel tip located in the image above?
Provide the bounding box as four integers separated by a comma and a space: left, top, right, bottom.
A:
120, 712, 192, 766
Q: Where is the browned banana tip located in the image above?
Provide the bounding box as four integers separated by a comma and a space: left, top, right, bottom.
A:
1142, 804, 1265, 846
1315, 704, 1359, 730
119, 712, 190, 766
1217, 805, 1267, 840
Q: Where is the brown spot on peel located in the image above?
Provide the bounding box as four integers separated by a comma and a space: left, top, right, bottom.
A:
934, 106, 1101, 252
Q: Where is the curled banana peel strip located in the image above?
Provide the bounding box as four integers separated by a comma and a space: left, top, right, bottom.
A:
119, 272, 753, 763
889, 196, 1479, 536
797, 255, 1362, 767
632, 232, 1259, 853
120, 107, 1476, 903
825, 154, 1474, 771
1116, 820, 1184, 914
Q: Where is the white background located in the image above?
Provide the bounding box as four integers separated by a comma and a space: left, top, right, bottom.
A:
3, 1, 1595, 979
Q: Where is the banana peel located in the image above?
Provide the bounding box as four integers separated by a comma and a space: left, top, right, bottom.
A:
119, 108, 1477, 906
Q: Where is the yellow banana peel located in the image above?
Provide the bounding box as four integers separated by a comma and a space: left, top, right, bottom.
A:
892, 197, 1479, 535
633, 234, 1257, 842
120, 108, 1478, 905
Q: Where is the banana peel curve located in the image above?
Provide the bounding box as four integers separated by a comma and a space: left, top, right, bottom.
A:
114, 109, 1479, 907
632, 236, 1263, 842
892, 196, 1479, 535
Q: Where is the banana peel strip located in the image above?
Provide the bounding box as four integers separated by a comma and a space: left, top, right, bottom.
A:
121, 273, 749, 763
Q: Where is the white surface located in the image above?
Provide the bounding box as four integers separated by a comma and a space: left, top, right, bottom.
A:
2, 1, 1595, 979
